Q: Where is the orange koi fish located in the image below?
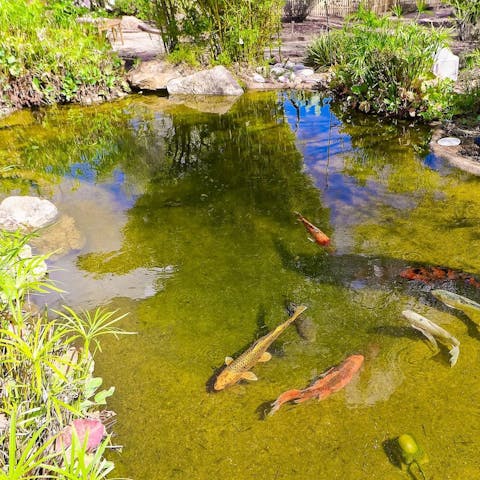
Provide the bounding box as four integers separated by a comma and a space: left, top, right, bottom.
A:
269, 354, 364, 415
400, 266, 480, 289
295, 212, 331, 247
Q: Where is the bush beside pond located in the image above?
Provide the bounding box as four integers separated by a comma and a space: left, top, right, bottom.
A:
0, 0, 127, 111
305, 9, 462, 120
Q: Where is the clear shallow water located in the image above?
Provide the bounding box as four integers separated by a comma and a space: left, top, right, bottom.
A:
1, 92, 480, 479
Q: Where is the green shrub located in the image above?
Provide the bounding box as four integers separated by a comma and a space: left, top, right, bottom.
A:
306, 10, 452, 119
443, 0, 480, 40
167, 44, 202, 67
0, 0, 126, 109
149, 0, 283, 65
282, 0, 317, 22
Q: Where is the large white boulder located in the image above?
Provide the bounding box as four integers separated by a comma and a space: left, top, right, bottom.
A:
433, 47, 459, 81
167, 66, 244, 96
0, 196, 58, 231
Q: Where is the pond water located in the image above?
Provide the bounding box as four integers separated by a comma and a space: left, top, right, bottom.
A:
1, 91, 480, 479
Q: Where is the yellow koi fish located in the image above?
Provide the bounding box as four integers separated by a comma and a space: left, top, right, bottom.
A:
214, 305, 307, 391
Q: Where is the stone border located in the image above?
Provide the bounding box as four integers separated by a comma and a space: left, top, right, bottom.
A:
430, 127, 480, 176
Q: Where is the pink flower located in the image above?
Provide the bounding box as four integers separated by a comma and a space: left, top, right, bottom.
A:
56, 418, 106, 452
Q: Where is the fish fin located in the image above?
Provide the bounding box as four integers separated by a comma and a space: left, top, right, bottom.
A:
258, 352, 272, 362
412, 325, 438, 349
449, 345, 460, 367
318, 366, 335, 379
241, 371, 258, 381
225, 356, 234, 366
308, 237, 315, 243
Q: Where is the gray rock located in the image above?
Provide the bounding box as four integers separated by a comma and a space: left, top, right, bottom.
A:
252, 73, 266, 83
284, 60, 295, 69
31, 214, 86, 257
166, 66, 244, 96
293, 63, 306, 72
296, 68, 315, 77
270, 66, 286, 77
127, 60, 182, 91
0, 196, 58, 231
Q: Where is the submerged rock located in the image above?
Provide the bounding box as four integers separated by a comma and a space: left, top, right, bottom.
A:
0, 196, 58, 231
168, 94, 240, 115
31, 214, 86, 257
166, 66, 244, 96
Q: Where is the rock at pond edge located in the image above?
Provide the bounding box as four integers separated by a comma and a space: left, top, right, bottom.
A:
0, 196, 58, 231
166, 66, 244, 96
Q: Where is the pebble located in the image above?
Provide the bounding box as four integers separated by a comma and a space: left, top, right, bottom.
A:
296, 68, 315, 77
252, 73, 266, 83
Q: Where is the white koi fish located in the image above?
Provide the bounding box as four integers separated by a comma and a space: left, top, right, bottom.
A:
402, 309, 460, 367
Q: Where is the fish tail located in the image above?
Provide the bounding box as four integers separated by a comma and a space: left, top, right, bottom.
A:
449, 345, 460, 367
269, 389, 302, 415
293, 389, 324, 403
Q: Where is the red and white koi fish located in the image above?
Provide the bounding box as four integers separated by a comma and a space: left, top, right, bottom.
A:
269, 354, 364, 415
400, 266, 480, 289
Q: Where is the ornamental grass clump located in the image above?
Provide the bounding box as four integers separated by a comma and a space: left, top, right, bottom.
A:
0, 230, 131, 479
306, 9, 454, 119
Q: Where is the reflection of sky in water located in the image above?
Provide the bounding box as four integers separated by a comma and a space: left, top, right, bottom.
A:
67, 162, 136, 211
284, 97, 419, 252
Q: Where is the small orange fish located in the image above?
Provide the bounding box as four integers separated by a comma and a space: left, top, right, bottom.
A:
269, 354, 364, 415
295, 212, 331, 247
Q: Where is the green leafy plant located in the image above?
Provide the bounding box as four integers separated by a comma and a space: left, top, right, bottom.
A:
306, 10, 452, 119
0, 230, 131, 479
442, 0, 480, 40
390, 3, 403, 18
46, 428, 114, 480
0, 409, 56, 480
0, 0, 126, 109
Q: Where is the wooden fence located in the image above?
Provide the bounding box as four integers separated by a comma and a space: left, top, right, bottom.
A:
304, 0, 442, 17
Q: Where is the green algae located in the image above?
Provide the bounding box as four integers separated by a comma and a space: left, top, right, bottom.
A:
1, 92, 480, 478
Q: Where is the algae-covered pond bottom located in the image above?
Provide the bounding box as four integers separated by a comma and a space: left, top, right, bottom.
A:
1, 92, 480, 479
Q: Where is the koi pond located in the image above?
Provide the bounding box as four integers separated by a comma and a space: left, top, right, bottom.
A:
1, 91, 480, 479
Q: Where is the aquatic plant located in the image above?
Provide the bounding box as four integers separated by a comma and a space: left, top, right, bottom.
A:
0, 230, 129, 478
